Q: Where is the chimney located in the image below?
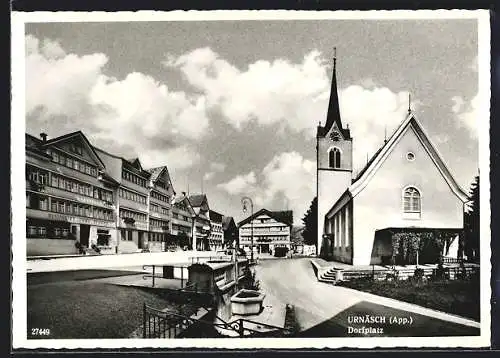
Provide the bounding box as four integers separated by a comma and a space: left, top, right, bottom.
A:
40, 132, 47, 143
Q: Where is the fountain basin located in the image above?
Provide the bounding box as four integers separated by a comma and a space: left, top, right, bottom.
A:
230, 289, 265, 316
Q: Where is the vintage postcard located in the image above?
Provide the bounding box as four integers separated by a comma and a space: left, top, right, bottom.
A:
11, 10, 491, 349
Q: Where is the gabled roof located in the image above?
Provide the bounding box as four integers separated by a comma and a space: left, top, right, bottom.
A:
26, 133, 52, 159
326, 112, 469, 218
209, 210, 223, 222
317, 59, 351, 139
238, 208, 293, 227
147, 166, 164, 182
43, 131, 106, 168
173, 194, 196, 215
222, 216, 236, 230
146, 165, 175, 192
188, 194, 208, 208
128, 158, 143, 171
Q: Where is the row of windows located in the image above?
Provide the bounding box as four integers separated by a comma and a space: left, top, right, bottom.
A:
119, 229, 168, 243
49, 199, 114, 220
240, 226, 287, 232
27, 225, 70, 239
119, 187, 147, 204
172, 224, 191, 233
151, 190, 169, 203
122, 170, 147, 188
27, 166, 113, 202
47, 149, 98, 177
173, 212, 191, 221
51, 173, 113, 202
119, 209, 147, 222
240, 236, 290, 241
211, 225, 223, 233
150, 218, 169, 228
150, 203, 169, 215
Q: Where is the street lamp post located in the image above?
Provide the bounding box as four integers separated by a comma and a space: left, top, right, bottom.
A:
241, 196, 254, 263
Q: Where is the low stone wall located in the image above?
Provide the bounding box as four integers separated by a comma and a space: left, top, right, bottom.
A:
338, 264, 479, 282
27, 238, 78, 256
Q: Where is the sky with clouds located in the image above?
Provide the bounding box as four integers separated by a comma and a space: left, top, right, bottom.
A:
25, 18, 479, 224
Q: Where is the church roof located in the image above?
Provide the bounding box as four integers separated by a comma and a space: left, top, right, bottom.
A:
317, 57, 351, 139
325, 112, 470, 218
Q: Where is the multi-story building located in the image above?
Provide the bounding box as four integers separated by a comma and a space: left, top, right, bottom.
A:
208, 210, 224, 251
189, 194, 212, 251
171, 192, 195, 250
238, 209, 293, 255
93, 149, 152, 253
146, 166, 175, 252
26, 132, 118, 256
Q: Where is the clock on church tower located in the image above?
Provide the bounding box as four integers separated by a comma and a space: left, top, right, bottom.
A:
330, 129, 341, 141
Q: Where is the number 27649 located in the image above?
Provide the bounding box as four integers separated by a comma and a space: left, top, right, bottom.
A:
31, 328, 51, 336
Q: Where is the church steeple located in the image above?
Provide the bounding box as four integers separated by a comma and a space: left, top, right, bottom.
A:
317, 48, 351, 140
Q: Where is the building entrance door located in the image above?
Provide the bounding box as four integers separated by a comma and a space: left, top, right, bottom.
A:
260, 244, 269, 253
138, 231, 144, 249
80, 224, 90, 247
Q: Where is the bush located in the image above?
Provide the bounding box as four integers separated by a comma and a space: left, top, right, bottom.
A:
385, 267, 399, 281
432, 262, 447, 281
410, 267, 425, 283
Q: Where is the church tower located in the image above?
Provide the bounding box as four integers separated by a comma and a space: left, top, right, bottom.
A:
316, 51, 353, 257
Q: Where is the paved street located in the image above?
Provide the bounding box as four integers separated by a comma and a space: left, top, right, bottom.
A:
254, 258, 480, 337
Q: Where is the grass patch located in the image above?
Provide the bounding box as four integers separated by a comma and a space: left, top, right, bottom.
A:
336, 277, 480, 321
28, 280, 199, 339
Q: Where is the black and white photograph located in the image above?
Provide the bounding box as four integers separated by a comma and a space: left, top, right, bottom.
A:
11, 10, 491, 349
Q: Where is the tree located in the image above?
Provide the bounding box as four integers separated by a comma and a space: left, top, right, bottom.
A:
464, 174, 480, 262
302, 197, 317, 246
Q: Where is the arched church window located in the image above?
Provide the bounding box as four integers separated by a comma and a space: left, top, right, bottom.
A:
329, 147, 341, 168
403, 187, 421, 216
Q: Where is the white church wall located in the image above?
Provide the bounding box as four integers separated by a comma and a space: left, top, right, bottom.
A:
352, 125, 464, 265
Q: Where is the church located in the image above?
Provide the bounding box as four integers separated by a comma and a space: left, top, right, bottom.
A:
316, 56, 469, 266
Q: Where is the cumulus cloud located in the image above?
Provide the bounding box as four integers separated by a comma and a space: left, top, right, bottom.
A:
203, 162, 227, 181
339, 85, 415, 172
452, 93, 479, 137
218, 152, 315, 223
166, 47, 328, 135
217, 172, 257, 196
25, 34, 208, 170
140, 146, 201, 171
167, 47, 416, 172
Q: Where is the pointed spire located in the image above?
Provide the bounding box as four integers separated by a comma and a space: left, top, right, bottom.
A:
408, 93, 412, 115
323, 47, 344, 135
